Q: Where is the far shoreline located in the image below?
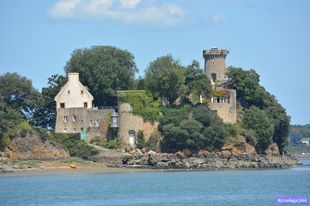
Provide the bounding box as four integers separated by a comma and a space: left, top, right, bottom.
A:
1, 163, 308, 177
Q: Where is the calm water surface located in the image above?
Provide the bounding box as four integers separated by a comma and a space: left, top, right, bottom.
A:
0, 167, 309, 206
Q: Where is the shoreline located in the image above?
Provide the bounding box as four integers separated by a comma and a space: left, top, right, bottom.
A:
1, 159, 308, 177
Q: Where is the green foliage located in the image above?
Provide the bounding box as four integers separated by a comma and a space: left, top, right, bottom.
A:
184, 60, 212, 101
242, 106, 274, 153
160, 104, 226, 152
224, 123, 239, 138
0, 72, 40, 115
31, 74, 67, 129
65, 45, 137, 106
136, 130, 145, 149
119, 90, 161, 121
227, 67, 261, 108
241, 129, 257, 146
49, 133, 98, 159
286, 144, 310, 154
227, 66, 290, 154
91, 138, 122, 149
290, 124, 310, 144
0, 73, 40, 150
145, 55, 185, 104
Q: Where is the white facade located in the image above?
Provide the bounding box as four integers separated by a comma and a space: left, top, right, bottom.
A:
54, 73, 94, 109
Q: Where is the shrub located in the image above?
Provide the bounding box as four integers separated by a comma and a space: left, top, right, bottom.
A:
48, 133, 98, 159
91, 138, 122, 149
136, 130, 145, 149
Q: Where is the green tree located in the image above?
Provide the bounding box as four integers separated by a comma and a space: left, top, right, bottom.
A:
242, 106, 274, 154
227, 67, 262, 108
0, 72, 40, 117
31, 74, 67, 128
65, 46, 138, 106
160, 104, 226, 152
184, 60, 212, 102
227, 66, 290, 154
145, 55, 185, 105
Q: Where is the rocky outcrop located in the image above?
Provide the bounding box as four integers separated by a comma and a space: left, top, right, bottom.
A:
88, 148, 131, 165
114, 151, 299, 169
3, 136, 68, 160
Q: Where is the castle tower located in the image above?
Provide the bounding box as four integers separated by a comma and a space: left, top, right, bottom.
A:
203, 47, 229, 84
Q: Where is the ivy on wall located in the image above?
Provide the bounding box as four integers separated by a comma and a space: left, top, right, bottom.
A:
118, 90, 161, 122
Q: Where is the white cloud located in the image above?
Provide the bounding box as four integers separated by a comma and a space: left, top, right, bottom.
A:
49, 0, 82, 18
212, 14, 227, 24
120, 0, 141, 9
49, 0, 185, 26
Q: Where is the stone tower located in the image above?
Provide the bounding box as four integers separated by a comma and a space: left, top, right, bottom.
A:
203, 47, 236, 124
203, 47, 229, 84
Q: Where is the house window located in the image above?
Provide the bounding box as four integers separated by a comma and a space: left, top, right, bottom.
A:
84, 102, 88, 108
63, 128, 67, 133
81, 90, 84, 94
72, 115, 76, 122
73, 128, 77, 133
60, 103, 65, 108
63, 116, 68, 122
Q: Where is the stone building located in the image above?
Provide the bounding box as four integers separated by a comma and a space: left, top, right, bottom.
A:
116, 91, 159, 147
54, 73, 114, 140
203, 47, 237, 123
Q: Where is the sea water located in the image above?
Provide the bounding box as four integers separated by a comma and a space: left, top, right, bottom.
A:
0, 167, 309, 206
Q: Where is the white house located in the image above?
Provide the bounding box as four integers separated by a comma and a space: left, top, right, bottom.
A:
54, 73, 93, 109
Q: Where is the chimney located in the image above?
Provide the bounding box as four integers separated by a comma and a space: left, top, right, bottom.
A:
68, 73, 79, 82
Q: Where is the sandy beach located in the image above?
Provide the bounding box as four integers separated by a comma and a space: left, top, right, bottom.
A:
0, 159, 160, 176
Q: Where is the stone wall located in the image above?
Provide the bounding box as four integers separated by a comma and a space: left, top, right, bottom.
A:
55, 108, 114, 140
118, 102, 159, 145
209, 89, 237, 123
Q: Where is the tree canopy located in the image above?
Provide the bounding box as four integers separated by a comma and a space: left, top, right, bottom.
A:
160, 104, 225, 152
65, 46, 138, 106
31, 74, 67, 129
227, 66, 290, 153
242, 106, 274, 153
145, 56, 211, 105
0, 73, 39, 150
145, 55, 185, 105
0, 72, 40, 116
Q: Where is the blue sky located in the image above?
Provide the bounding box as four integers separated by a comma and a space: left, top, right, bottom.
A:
0, 0, 309, 124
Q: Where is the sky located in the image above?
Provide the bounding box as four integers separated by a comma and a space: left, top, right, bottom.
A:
0, 0, 309, 125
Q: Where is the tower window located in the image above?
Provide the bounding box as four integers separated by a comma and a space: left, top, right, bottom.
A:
81, 90, 84, 94
67, 90, 70, 94
60, 103, 65, 108
84, 102, 88, 108
211, 73, 217, 82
